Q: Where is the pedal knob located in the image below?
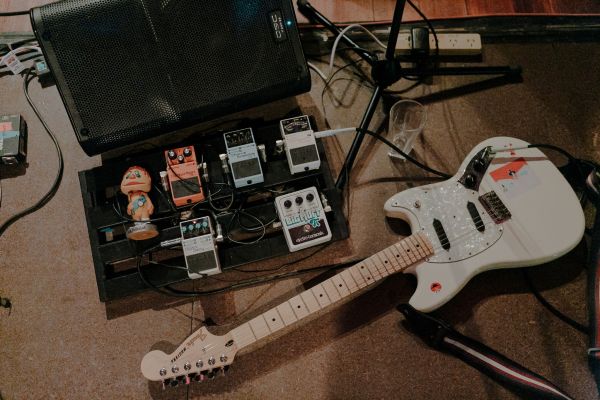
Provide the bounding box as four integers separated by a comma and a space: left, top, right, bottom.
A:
295, 196, 303, 205
183, 148, 192, 157
473, 158, 486, 172
284, 200, 292, 209
177, 155, 185, 163
167, 150, 177, 160
464, 174, 476, 189
306, 193, 314, 202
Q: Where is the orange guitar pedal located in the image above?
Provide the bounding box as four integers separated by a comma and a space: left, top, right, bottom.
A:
164, 146, 205, 207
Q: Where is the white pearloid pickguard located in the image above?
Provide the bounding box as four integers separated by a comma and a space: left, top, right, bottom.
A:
388, 181, 502, 263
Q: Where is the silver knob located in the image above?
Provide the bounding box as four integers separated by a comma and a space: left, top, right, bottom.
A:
220, 354, 228, 362
208, 357, 216, 366
184, 362, 191, 371
159, 368, 167, 376
196, 360, 203, 368
172, 366, 179, 373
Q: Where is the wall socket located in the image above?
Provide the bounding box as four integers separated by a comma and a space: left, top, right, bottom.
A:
395, 33, 482, 56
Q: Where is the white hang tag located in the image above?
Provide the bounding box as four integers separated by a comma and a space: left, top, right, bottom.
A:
1, 51, 25, 75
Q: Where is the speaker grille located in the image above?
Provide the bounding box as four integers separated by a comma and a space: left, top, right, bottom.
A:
34, 0, 309, 154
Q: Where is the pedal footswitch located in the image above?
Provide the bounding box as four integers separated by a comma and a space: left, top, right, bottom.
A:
180, 217, 221, 279
165, 146, 205, 207
280, 115, 320, 174
224, 128, 264, 188
275, 186, 332, 252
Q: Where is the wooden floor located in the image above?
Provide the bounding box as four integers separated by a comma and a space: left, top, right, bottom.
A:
1, 0, 600, 32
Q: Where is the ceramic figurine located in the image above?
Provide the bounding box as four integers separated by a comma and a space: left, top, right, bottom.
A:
120, 166, 159, 240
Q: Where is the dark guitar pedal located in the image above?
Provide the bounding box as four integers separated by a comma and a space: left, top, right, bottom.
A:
164, 146, 205, 207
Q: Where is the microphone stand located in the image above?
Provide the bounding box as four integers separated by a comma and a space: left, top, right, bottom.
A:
297, 0, 522, 191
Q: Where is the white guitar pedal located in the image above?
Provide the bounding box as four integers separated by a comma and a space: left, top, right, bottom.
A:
275, 187, 332, 252
223, 128, 264, 188
280, 115, 321, 174
180, 216, 221, 279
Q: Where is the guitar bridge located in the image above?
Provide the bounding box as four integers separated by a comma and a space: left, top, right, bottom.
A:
479, 191, 511, 224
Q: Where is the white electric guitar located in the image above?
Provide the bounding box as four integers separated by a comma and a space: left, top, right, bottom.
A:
141, 137, 584, 386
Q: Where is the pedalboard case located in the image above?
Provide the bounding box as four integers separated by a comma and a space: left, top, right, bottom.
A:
79, 116, 348, 301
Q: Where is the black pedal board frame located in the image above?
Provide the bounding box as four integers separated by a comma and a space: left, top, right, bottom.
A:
79, 116, 348, 301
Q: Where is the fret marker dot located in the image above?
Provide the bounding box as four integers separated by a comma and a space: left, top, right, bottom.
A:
406, 249, 410, 252
297, 305, 301, 309
416, 244, 420, 247
272, 318, 276, 322
367, 277, 371, 280
319, 294, 323, 297
384, 261, 388, 263
338, 284, 342, 287
360, 266, 364, 269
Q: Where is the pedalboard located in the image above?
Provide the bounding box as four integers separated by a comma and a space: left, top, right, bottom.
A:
280, 115, 321, 174
180, 216, 221, 279
223, 128, 264, 188
164, 146, 205, 207
275, 186, 332, 252
0, 114, 27, 166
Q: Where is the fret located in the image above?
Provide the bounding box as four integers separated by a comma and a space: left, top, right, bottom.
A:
356, 263, 374, 285
311, 284, 332, 308
321, 279, 342, 302
264, 308, 286, 332
331, 274, 351, 297
394, 243, 412, 266
371, 254, 390, 277
364, 258, 383, 280
417, 233, 434, 255
376, 251, 395, 275
399, 240, 416, 263
407, 237, 424, 259
289, 295, 310, 319
340, 269, 359, 292
383, 247, 402, 272
276, 302, 298, 326
300, 290, 321, 313
231, 322, 256, 348
349, 265, 368, 288
248, 315, 270, 340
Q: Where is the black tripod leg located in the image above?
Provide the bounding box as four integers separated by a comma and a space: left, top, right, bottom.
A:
335, 86, 383, 190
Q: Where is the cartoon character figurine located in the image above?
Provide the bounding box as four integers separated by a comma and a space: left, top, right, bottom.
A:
120, 166, 159, 240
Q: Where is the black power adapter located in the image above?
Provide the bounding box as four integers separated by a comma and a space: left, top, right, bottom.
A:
0, 114, 27, 166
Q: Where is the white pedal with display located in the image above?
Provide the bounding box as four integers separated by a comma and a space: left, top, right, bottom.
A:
275, 186, 332, 252
180, 216, 221, 279
223, 128, 264, 188
279, 115, 321, 174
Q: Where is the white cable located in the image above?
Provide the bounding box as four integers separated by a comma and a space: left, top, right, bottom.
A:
314, 127, 357, 138
307, 61, 328, 81
328, 24, 386, 77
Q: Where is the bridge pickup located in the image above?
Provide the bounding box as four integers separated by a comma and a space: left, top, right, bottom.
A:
479, 191, 511, 224
467, 201, 485, 232
432, 218, 450, 250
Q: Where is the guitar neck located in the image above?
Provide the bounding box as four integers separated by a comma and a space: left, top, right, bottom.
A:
230, 233, 434, 350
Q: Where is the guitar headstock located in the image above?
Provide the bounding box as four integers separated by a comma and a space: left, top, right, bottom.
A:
141, 326, 237, 387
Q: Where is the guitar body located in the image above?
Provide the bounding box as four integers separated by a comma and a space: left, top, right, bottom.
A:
384, 136, 585, 312
141, 137, 585, 384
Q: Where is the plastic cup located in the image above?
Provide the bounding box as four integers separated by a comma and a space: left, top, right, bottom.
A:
388, 99, 427, 160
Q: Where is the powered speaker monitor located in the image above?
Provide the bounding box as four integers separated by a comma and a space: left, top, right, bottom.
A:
31, 0, 311, 155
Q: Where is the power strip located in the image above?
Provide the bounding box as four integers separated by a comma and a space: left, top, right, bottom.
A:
395, 33, 482, 56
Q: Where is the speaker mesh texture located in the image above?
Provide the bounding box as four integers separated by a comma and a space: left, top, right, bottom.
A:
35, 0, 308, 154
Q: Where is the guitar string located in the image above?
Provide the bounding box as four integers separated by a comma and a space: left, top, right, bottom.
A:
226, 224, 501, 348
176, 223, 501, 364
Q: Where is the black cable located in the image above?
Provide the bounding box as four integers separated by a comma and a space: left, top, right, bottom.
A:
522, 270, 588, 335
0, 10, 29, 16
357, 128, 451, 179
0, 69, 64, 238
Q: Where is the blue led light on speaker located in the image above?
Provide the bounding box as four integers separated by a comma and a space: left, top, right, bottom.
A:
286, 20, 292, 26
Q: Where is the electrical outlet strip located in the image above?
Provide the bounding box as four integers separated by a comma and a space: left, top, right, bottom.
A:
395, 33, 482, 56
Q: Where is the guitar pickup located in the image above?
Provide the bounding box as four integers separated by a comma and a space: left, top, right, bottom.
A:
467, 201, 485, 232
433, 219, 450, 250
